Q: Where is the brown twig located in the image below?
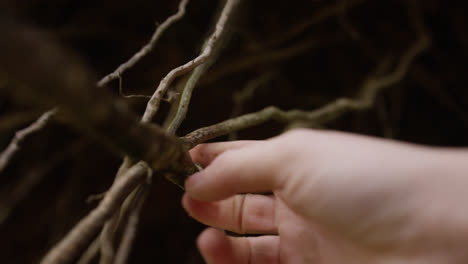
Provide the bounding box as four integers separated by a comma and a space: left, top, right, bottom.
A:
76, 237, 100, 264
410, 65, 468, 126
117, 76, 151, 99
40, 162, 148, 264
141, 0, 240, 123
248, 0, 365, 51
114, 172, 151, 264
228, 73, 274, 140
202, 35, 340, 85
338, 0, 360, 40
96, 0, 191, 87
0, 108, 57, 174
0, 110, 45, 131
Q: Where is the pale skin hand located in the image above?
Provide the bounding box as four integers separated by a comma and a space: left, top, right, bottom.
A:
182, 129, 468, 264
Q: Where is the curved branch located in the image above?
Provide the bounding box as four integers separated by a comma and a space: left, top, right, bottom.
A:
40, 162, 148, 264
0, 21, 197, 184
97, 0, 191, 87
182, 17, 430, 148
114, 175, 151, 264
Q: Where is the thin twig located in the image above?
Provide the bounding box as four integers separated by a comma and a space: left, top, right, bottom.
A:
338, 0, 360, 40
0, 110, 45, 131
114, 171, 151, 264
97, 158, 135, 264
182, 16, 430, 149
97, 0, 191, 87
201, 35, 338, 85
165, 0, 241, 133
86, 192, 107, 203
0, 108, 57, 174
40, 162, 148, 264
248, 0, 365, 51
76, 237, 100, 264
141, 0, 240, 123
410, 65, 468, 126
118, 76, 151, 99
229, 73, 274, 140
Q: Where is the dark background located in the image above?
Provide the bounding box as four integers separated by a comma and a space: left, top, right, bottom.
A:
1, 0, 468, 263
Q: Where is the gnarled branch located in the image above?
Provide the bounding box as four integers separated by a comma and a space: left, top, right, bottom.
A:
182, 7, 430, 148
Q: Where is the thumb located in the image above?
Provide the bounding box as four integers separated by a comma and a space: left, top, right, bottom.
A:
185, 140, 287, 201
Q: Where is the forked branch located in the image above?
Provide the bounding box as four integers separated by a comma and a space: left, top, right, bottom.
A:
182, 6, 430, 149
141, 0, 240, 123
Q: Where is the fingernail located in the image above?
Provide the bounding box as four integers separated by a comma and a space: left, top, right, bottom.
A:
185, 172, 202, 191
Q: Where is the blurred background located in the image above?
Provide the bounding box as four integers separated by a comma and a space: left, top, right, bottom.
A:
1, 0, 468, 263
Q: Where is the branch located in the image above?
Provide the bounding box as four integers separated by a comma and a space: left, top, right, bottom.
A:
76, 238, 100, 264
94, 0, 243, 256
96, 2, 242, 257
0, 21, 197, 184
141, 0, 240, 123
0, 0, 190, 170
248, 0, 365, 51
114, 175, 151, 264
96, 0, 191, 87
1, 0, 190, 181
229, 73, 274, 140
117, 75, 151, 99
0, 108, 57, 174
0, 110, 45, 131
40, 162, 148, 264
182, 13, 430, 149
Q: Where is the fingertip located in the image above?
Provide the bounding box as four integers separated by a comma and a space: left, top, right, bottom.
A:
197, 227, 225, 249
189, 144, 212, 167
181, 192, 190, 211
189, 141, 257, 167
197, 228, 280, 264
185, 169, 230, 201
185, 171, 203, 193
197, 228, 231, 264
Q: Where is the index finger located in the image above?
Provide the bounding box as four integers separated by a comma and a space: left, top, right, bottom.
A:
185, 139, 289, 201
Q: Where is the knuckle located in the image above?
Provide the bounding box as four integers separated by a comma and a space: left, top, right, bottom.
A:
232, 194, 248, 234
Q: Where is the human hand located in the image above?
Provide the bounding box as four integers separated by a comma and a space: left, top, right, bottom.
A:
183, 129, 468, 264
